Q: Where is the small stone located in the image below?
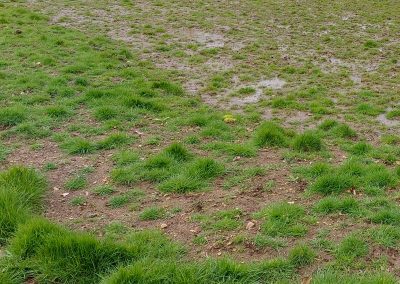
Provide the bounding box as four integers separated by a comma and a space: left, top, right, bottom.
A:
61, 192, 69, 197
246, 221, 255, 230
160, 223, 168, 229
53, 187, 59, 191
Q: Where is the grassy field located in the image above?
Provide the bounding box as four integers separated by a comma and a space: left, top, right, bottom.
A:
0, 0, 400, 283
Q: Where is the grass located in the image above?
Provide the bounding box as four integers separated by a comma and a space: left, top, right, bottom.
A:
108, 194, 130, 208
0, 107, 25, 127
193, 209, 243, 231
292, 131, 323, 152
65, 175, 86, 191
92, 185, 115, 196
1, 1, 400, 282
255, 202, 309, 237
0, 167, 46, 244
288, 243, 316, 267
335, 234, 368, 264
254, 121, 288, 147
139, 207, 166, 221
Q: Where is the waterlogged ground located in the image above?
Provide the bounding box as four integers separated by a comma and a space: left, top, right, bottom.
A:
1, 0, 400, 282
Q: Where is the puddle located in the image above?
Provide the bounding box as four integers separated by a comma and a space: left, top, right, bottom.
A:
230, 78, 286, 106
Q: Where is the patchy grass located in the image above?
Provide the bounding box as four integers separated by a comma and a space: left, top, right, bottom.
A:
1, 1, 400, 282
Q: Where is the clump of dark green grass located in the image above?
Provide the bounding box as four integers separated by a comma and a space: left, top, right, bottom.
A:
93, 106, 118, 121
0, 167, 46, 244
139, 207, 166, 221
158, 158, 224, 193
319, 120, 356, 139
292, 131, 323, 152
108, 194, 130, 208
61, 137, 95, 154
70, 196, 86, 206
164, 143, 191, 161
0, 106, 25, 127
386, 109, 400, 120
65, 175, 86, 190
112, 150, 139, 166
368, 207, 400, 225
253, 235, 286, 250
255, 202, 308, 237
310, 172, 354, 195
348, 141, 373, 155
6, 218, 136, 284
355, 103, 382, 116
307, 159, 397, 195
96, 133, 131, 150
45, 105, 71, 119
369, 225, 400, 248
288, 243, 316, 267
311, 269, 397, 284
313, 196, 360, 215
254, 121, 288, 147
335, 234, 368, 264
92, 185, 115, 196
192, 209, 243, 231
124, 96, 163, 112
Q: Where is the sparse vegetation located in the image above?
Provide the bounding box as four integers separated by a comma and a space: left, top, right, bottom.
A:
1, 1, 399, 282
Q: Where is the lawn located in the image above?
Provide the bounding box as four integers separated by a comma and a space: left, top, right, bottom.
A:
0, 0, 399, 283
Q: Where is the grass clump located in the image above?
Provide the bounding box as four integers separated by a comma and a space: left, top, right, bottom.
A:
6, 218, 136, 284
313, 196, 360, 215
65, 175, 86, 190
139, 207, 166, 220
70, 196, 86, 206
254, 121, 288, 148
255, 202, 308, 237
93, 106, 118, 121
164, 143, 191, 161
288, 243, 316, 267
0, 167, 46, 243
369, 225, 400, 248
310, 173, 353, 195
193, 209, 243, 231
61, 137, 95, 154
108, 194, 130, 208
97, 133, 130, 150
335, 234, 368, 264
158, 157, 223, 193
93, 185, 115, 196
292, 131, 323, 152
0, 106, 25, 127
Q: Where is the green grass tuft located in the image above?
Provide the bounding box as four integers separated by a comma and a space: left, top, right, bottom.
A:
254, 121, 288, 147
292, 131, 323, 152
